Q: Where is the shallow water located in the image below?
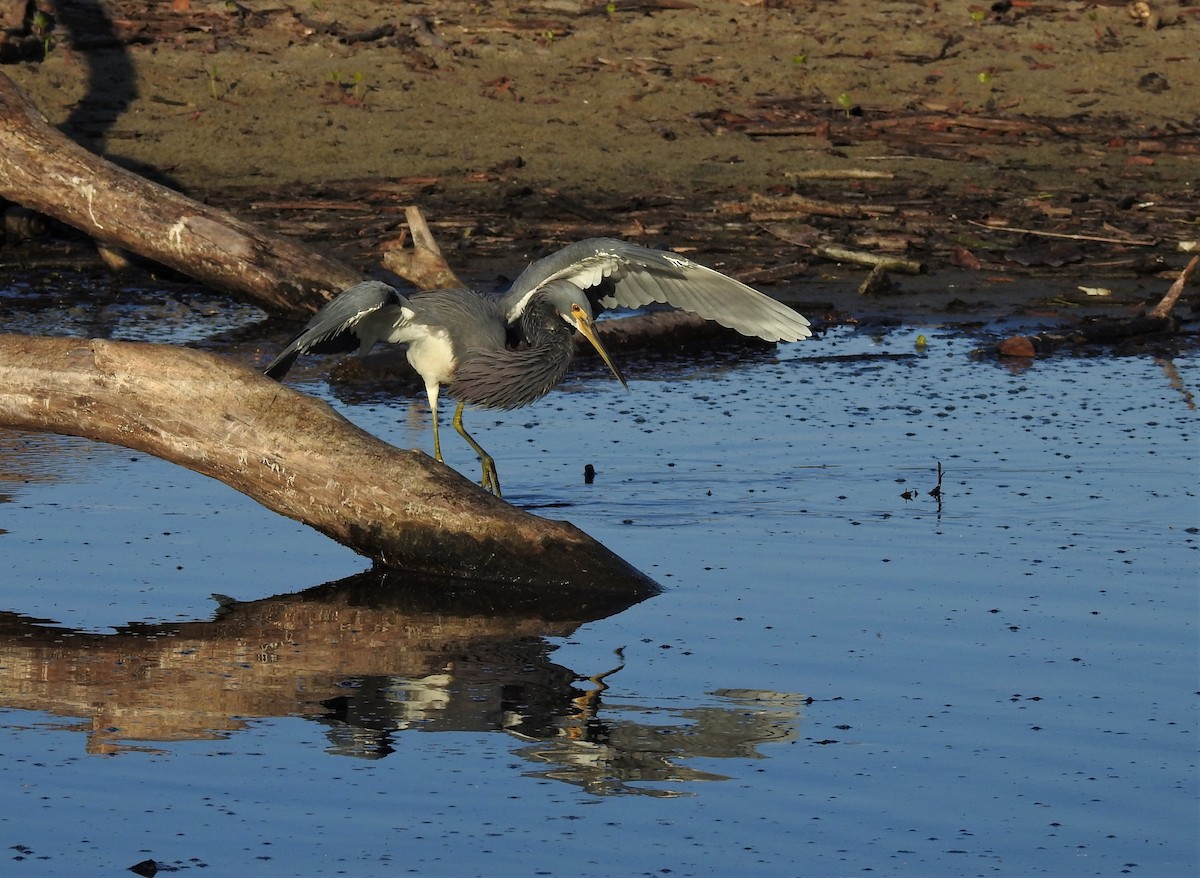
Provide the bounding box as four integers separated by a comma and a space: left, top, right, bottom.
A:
1, 280, 1197, 876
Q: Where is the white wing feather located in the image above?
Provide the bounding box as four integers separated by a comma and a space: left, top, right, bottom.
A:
503, 239, 810, 343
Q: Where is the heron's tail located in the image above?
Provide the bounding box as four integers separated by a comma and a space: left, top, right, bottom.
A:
263, 349, 300, 380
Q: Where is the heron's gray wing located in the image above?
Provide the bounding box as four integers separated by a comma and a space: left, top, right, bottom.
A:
503, 238, 811, 343
264, 280, 410, 379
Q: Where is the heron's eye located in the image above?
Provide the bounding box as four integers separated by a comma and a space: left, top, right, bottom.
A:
571, 303, 585, 316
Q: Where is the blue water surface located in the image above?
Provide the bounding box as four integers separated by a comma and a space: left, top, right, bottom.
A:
1, 297, 1196, 877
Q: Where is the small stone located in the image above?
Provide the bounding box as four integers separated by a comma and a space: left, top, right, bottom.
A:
997, 336, 1036, 358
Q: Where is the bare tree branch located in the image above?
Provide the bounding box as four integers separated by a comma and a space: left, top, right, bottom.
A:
0, 334, 658, 595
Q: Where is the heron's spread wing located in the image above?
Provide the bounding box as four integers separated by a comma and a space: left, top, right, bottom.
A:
263, 280, 412, 379
504, 239, 811, 343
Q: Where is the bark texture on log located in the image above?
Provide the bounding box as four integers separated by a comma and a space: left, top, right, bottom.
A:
0, 72, 363, 315
0, 334, 659, 599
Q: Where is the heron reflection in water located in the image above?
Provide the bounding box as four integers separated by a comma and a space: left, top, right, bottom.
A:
265, 238, 811, 498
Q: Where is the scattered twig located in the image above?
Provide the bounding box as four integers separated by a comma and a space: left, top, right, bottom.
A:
858, 264, 895, 296
813, 243, 926, 275
929, 461, 944, 517
250, 199, 377, 212
967, 219, 1157, 247
784, 169, 895, 181
737, 260, 809, 285
734, 193, 866, 220
928, 462, 943, 501
339, 23, 396, 45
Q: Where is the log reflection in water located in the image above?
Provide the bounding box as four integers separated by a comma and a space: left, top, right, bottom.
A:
0, 569, 642, 754
313, 661, 805, 796
1, 570, 803, 794
510, 689, 806, 797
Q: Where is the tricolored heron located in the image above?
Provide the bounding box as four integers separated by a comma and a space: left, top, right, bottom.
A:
264, 238, 811, 497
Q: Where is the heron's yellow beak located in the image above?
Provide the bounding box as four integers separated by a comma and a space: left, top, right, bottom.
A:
571, 304, 628, 390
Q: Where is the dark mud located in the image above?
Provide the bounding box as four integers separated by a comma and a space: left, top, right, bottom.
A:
1, 1, 1196, 330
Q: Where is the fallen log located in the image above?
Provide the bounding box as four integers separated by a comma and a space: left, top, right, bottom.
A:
0, 334, 659, 598
996, 314, 1180, 357
996, 257, 1194, 357
0, 71, 362, 315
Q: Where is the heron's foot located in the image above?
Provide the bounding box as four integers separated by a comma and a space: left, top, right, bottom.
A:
480, 457, 503, 499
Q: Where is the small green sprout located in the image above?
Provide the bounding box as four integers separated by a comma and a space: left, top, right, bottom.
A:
31, 10, 53, 58
837, 92, 853, 116
206, 66, 222, 100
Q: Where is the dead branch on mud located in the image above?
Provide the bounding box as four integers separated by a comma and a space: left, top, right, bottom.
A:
811, 243, 926, 275
0, 334, 657, 593
1148, 255, 1196, 319
968, 219, 1157, 247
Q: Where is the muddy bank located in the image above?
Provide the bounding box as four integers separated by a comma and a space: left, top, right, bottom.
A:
1, 1, 1197, 323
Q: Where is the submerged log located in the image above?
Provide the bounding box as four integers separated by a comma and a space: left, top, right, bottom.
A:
996, 257, 1194, 357
0, 334, 659, 597
0, 71, 362, 315
996, 314, 1179, 357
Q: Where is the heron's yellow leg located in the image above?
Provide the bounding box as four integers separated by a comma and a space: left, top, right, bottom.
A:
452, 401, 502, 498
431, 409, 443, 462
425, 383, 445, 463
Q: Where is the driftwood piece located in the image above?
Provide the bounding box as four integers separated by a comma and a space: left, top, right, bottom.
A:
0, 72, 363, 315
1148, 255, 1196, 319
381, 205, 466, 289
858, 264, 896, 296
0, 334, 659, 596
